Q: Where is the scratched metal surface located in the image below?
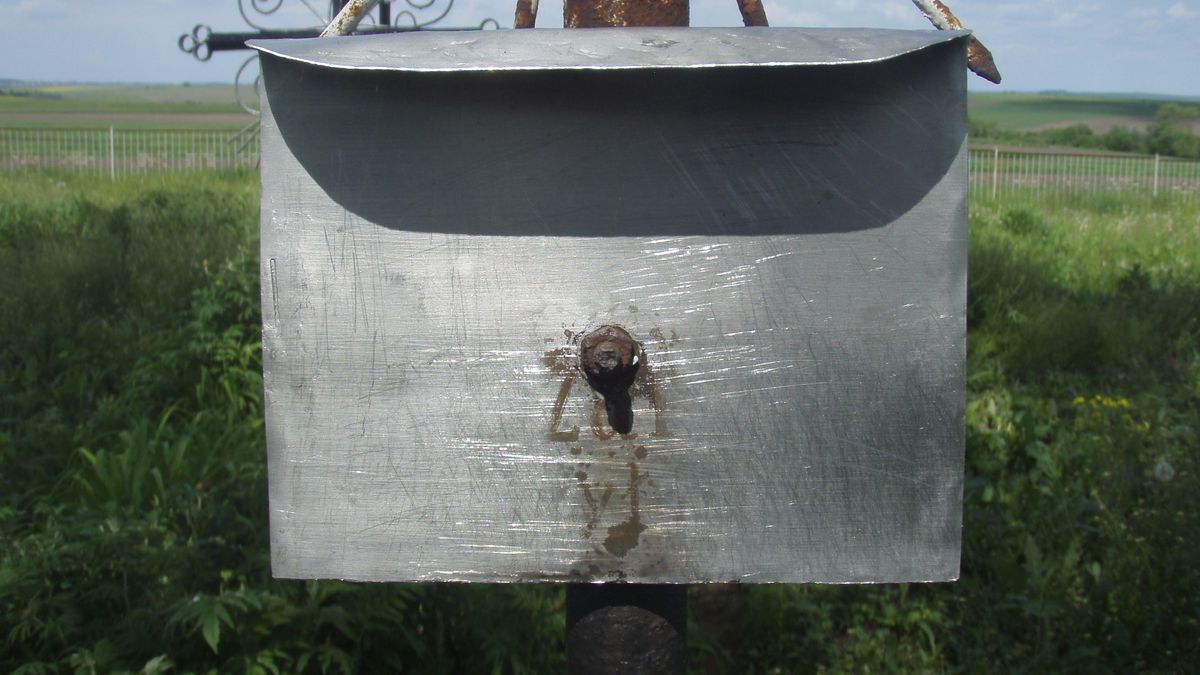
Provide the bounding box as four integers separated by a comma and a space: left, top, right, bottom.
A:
248, 27, 967, 72
256, 29, 968, 584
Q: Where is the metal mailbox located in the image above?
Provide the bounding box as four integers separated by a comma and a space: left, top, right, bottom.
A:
253, 27, 969, 584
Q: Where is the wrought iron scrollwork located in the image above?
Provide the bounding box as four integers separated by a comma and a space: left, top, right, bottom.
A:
237, 0, 324, 31
179, 0, 497, 63
234, 55, 263, 116
179, 24, 215, 62
392, 0, 453, 29
179, 0, 497, 157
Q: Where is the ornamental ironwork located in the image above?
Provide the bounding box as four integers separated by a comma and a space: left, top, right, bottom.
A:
179, 0, 498, 116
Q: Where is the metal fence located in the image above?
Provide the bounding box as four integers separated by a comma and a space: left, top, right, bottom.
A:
968, 146, 1200, 204
0, 127, 259, 176
4, 128, 1200, 203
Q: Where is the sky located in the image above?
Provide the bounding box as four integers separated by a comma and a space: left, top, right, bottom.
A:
0, 0, 1198, 96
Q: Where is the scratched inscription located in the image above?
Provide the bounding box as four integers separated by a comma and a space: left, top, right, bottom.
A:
545, 327, 670, 568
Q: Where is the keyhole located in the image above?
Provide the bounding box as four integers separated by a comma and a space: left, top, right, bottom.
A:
579, 325, 642, 434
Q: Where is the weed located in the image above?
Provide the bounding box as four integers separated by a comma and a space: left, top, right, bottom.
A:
1, 173, 1197, 672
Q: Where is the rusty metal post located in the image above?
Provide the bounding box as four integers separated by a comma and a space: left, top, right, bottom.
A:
909, 0, 1000, 82
565, 0, 688, 28
518, 0, 769, 28
516, 3, 704, 664
735, 0, 768, 27
567, 584, 687, 674
571, 326, 682, 672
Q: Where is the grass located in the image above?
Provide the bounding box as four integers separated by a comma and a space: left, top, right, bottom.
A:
0, 94, 243, 115
32, 84, 244, 105
1, 172, 1197, 673
2, 83, 244, 110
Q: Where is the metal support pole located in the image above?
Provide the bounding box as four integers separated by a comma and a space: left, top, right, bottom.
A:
991, 145, 999, 200
109, 127, 116, 180
566, 584, 687, 675
1153, 153, 1160, 197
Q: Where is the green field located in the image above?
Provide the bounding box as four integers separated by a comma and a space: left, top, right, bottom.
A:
967, 92, 1200, 132
0, 83, 254, 130
1, 171, 1197, 673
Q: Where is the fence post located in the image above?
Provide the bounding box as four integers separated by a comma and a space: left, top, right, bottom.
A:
991, 146, 999, 200
1153, 154, 1160, 197
109, 127, 116, 180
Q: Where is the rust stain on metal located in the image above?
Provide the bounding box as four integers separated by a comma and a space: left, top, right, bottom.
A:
912, 0, 1002, 83
515, 0, 770, 28
543, 346, 574, 374
550, 372, 582, 441
514, 0, 538, 28
590, 402, 619, 440
580, 326, 640, 389
736, 0, 768, 27
546, 346, 583, 441
580, 325, 642, 434
640, 327, 677, 437
320, 0, 380, 36
632, 359, 669, 437
962, 35, 1002, 84
544, 327, 669, 565
603, 462, 647, 556
564, 0, 688, 28
577, 471, 616, 538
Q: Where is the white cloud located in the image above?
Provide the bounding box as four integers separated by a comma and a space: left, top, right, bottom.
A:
1127, 1, 1198, 26
1168, 2, 1198, 19
1053, 2, 1102, 25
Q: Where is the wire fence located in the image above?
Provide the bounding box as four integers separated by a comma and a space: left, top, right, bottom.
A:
968, 146, 1200, 205
3, 128, 1200, 204
0, 127, 259, 176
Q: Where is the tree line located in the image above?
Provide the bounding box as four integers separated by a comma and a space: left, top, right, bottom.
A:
971, 103, 1200, 159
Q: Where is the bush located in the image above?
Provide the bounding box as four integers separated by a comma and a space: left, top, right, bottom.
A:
2, 174, 1198, 672
969, 101, 1200, 158
0, 174, 570, 674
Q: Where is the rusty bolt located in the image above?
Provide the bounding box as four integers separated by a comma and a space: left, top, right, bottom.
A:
579, 325, 642, 434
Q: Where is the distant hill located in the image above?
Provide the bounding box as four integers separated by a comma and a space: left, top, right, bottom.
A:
969, 92, 1200, 134
0, 82, 254, 130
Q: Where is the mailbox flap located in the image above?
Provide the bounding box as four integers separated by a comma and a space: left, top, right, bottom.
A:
256, 27, 969, 585
249, 27, 968, 72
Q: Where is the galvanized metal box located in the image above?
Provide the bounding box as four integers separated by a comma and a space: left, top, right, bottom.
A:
253, 27, 969, 584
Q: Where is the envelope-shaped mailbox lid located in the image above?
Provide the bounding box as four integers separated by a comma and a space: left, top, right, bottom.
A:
253, 27, 969, 583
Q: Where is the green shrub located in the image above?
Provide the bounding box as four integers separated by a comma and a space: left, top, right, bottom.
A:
2, 174, 1197, 672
